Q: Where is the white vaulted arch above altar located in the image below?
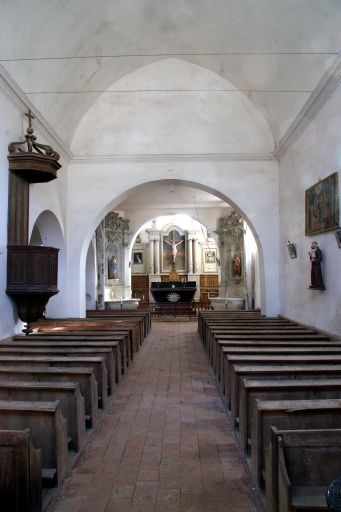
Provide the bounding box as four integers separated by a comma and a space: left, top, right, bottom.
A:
71, 58, 274, 157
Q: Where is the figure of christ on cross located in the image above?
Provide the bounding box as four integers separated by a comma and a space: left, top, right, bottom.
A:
164, 235, 184, 264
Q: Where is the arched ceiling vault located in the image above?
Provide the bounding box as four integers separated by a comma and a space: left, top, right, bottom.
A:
1, 0, 340, 156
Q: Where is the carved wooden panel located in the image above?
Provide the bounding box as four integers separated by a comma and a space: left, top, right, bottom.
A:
8, 173, 29, 245
200, 275, 219, 287
131, 275, 149, 289
7, 246, 59, 291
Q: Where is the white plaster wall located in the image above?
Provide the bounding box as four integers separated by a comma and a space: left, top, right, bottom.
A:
0, 94, 23, 338
64, 159, 279, 318
279, 84, 341, 337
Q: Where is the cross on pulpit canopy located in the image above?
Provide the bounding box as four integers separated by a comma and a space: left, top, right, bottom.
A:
25, 109, 35, 133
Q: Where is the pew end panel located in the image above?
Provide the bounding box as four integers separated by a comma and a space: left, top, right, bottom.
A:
0, 428, 42, 512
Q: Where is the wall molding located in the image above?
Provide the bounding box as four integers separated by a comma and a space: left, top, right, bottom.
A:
275, 55, 341, 159
71, 152, 276, 164
0, 64, 73, 162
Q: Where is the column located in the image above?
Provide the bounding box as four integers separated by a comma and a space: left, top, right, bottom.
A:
193, 237, 199, 274
154, 235, 160, 274
149, 239, 155, 274
187, 235, 193, 274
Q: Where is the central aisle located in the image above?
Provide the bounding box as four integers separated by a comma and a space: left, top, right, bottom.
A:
50, 321, 261, 512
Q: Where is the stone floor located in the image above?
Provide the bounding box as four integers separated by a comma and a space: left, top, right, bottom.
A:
49, 320, 262, 512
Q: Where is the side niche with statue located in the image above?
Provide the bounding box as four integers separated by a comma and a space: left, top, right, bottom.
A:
215, 211, 246, 302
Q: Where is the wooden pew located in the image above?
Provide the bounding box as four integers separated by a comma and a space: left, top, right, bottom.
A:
216, 343, 341, 389
203, 319, 298, 348
17, 332, 131, 375
87, 309, 152, 336
33, 319, 142, 352
0, 400, 68, 486
250, 398, 341, 487
208, 326, 319, 365
0, 366, 98, 428
0, 381, 86, 451
0, 429, 41, 512
0, 346, 116, 394
31, 326, 135, 360
266, 427, 341, 512
198, 310, 262, 337
9, 337, 124, 378
214, 337, 340, 383
206, 324, 313, 357
225, 353, 341, 410
0, 355, 108, 409
238, 378, 341, 453
229, 363, 341, 412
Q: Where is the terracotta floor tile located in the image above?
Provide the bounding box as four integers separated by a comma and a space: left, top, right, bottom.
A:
47, 321, 261, 512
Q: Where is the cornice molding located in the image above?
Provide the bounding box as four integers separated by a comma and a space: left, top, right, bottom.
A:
275, 55, 341, 159
71, 152, 276, 164
0, 64, 73, 162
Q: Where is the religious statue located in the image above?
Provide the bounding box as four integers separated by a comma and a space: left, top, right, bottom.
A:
164, 238, 184, 263
309, 241, 324, 289
108, 256, 118, 279
233, 255, 241, 277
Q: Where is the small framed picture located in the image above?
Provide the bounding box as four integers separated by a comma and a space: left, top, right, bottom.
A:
287, 241, 297, 259
335, 229, 341, 248
205, 250, 216, 263
133, 252, 143, 264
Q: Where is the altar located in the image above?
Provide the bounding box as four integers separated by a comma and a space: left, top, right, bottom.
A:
150, 281, 197, 303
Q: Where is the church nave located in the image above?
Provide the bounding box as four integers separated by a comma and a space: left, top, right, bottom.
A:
49, 320, 260, 512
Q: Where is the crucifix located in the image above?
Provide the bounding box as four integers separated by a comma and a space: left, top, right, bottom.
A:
25, 109, 35, 132
164, 231, 184, 264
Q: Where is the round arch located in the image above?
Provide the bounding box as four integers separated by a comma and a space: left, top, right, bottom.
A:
29, 210, 67, 318
67, 172, 278, 318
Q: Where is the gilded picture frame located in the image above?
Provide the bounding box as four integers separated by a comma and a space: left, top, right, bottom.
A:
305, 172, 339, 236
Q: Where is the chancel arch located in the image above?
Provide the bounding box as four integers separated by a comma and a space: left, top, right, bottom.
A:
82, 180, 266, 315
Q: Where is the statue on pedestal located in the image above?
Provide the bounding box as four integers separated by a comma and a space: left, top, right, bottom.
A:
309, 241, 324, 289
108, 256, 118, 279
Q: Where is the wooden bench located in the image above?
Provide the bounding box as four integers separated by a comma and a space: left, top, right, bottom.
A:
0, 381, 86, 451
31, 327, 135, 361
266, 427, 341, 512
216, 343, 341, 389
87, 310, 152, 336
24, 330, 132, 369
0, 366, 98, 428
250, 398, 341, 487
238, 378, 341, 453
0, 429, 41, 511
0, 345, 116, 394
0, 355, 108, 409
33, 332, 129, 374
203, 319, 298, 347
229, 363, 341, 411
0, 400, 68, 486
214, 338, 341, 384
33, 319, 142, 352
207, 326, 318, 361
225, 353, 341, 410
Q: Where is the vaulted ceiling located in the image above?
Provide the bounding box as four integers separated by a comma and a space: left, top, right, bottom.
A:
1, 0, 340, 158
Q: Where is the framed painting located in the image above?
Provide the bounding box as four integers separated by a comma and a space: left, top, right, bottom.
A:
133, 251, 143, 264
205, 250, 216, 264
305, 172, 339, 235
203, 249, 217, 273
